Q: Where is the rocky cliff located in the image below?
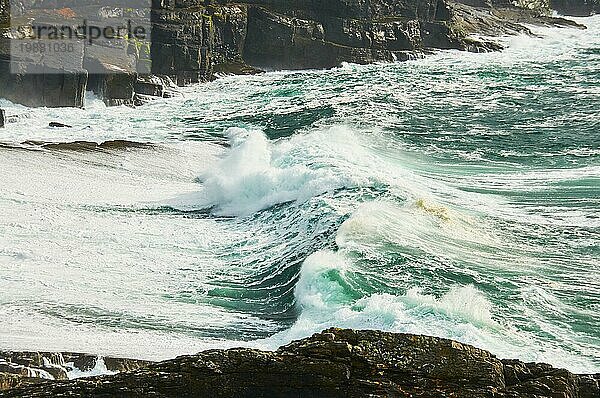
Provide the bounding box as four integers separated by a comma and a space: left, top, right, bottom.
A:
551, 0, 599, 16
0, 329, 598, 397
0, 0, 589, 108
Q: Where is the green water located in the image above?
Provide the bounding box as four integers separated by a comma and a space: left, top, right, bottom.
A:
0, 16, 598, 372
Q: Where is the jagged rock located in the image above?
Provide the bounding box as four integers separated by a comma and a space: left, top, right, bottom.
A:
211, 5, 251, 69
87, 72, 136, 106
513, 0, 552, 14
0, 352, 68, 382
578, 374, 600, 398
61, 353, 153, 372
102, 357, 153, 373
0, 0, 593, 107
243, 5, 429, 69
449, 1, 585, 42
151, 0, 214, 84
550, 0, 599, 16
68, 355, 97, 372
243, 6, 338, 69
133, 74, 181, 104
0, 329, 596, 397
0, 351, 63, 369
0, 0, 8, 25
0, 374, 21, 391
0, 6, 89, 108
212, 61, 263, 75
59, 353, 152, 373
0, 361, 53, 381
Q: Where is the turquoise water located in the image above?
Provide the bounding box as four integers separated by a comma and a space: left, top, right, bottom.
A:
0, 17, 598, 373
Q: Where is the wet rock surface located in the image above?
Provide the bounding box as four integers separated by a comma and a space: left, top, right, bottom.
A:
0, 329, 597, 397
0, 351, 151, 392
0, 65, 88, 108
0, 0, 592, 107
550, 0, 599, 16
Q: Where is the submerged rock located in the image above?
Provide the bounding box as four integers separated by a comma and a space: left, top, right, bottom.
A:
48, 122, 72, 128
0, 329, 597, 397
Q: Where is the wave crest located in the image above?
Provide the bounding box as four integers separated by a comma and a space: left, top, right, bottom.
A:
171, 127, 347, 216
290, 249, 497, 334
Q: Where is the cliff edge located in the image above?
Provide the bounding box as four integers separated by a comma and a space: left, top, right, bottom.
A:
0, 0, 589, 108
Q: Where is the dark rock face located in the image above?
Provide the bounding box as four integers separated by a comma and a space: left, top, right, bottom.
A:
0, 351, 69, 382
150, 1, 253, 84
551, 0, 599, 16
241, 0, 518, 69
243, 5, 429, 70
0, 64, 88, 108
0, 329, 597, 397
0, 0, 591, 107
0, 374, 21, 391
150, 0, 213, 85
0, 3, 89, 108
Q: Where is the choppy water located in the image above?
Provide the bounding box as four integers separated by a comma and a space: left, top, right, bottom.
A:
0, 17, 598, 373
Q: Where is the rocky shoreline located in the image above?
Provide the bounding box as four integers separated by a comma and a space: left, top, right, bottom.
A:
0, 351, 151, 388
0, 0, 595, 109
0, 329, 598, 397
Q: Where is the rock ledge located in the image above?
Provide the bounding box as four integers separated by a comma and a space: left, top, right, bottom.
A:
1, 328, 598, 397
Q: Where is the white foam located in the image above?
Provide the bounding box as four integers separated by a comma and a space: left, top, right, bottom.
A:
257, 246, 597, 373
170, 127, 348, 216
0, 14, 598, 375
295, 250, 356, 310
67, 357, 117, 379
260, 249, 500, 349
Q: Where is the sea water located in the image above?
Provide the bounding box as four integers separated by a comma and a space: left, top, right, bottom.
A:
0, 16, 598, 373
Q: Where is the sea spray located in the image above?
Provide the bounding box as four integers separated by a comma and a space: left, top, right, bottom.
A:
169, 127, 367, 216
201, 128, 343, 216
67, 357, 117, 380
263, 248, 503, 352
0, 15, 598, 375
